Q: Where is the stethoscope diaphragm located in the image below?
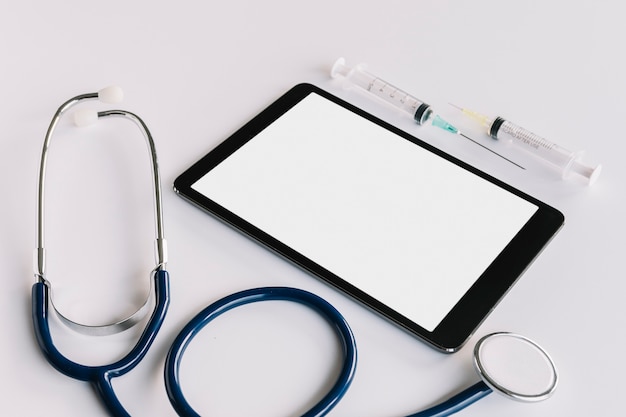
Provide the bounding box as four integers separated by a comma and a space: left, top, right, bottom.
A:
473, 332, 558, 402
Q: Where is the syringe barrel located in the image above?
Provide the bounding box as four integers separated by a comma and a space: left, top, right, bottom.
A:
490, 118, 586, 179
331, 59, 432, 124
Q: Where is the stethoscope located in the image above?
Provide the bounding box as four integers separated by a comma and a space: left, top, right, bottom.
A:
32, 88, 558, 417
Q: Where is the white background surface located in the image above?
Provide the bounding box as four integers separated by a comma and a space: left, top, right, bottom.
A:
1, 1, 624, 416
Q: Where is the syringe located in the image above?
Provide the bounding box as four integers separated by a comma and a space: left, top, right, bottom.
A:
331, 57, 434, 125
451, 104, 602, 185
331, 58, 524, 168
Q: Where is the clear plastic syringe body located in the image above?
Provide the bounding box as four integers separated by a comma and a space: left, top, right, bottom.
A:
490, 117, 601, 184
453, 105, 601, 184
331, 58, 433, 125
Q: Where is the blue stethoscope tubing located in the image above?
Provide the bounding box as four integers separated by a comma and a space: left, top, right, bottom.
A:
164, 287, 358, 417
34, 269, 485, 417
32, 270, 170, 417
34, 274, 488, 417
164, 286, 493, 417
406, 382, 492, 417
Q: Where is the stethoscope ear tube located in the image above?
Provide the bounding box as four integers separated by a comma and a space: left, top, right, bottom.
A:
35, 91, 167, 336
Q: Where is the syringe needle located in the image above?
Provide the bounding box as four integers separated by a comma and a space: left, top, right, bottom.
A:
448, 103, 464, 111
458, 132, 526, 170
432, 115, 525, 169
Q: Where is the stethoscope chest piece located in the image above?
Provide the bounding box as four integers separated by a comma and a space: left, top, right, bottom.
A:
473, 332, 558, 402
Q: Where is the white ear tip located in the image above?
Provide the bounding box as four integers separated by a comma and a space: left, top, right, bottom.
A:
74, 109, 98, 127
98, 86, 124, 103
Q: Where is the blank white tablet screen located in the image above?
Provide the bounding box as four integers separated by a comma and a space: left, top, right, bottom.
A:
192, 93, 538, 331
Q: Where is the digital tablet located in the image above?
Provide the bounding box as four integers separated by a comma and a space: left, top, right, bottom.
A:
174, 83, 564, 352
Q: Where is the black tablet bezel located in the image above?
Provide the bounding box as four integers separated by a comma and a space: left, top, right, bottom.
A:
174, 83, 564, 352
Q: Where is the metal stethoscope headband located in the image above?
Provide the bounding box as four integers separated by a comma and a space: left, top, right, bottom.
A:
31, 87, 172, 416
34, 86, 168, 335
31, 89, 558, 417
